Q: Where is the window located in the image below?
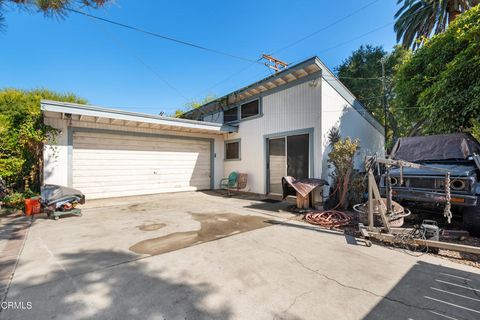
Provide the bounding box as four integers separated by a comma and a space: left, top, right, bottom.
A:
225, 140, 240, 160
241, 99, 260, 119
223, 107, 238, 123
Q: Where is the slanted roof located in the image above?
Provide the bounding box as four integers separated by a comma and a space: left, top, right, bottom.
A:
181, 56, 384, 134
41, 100, 238, 134
182, 57, 322, 120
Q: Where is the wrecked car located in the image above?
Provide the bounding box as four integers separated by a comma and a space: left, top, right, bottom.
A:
380, 133, 480, 234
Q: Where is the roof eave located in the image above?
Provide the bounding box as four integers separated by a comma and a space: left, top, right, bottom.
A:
182, 57, 322, 119
41, 100, 238, 133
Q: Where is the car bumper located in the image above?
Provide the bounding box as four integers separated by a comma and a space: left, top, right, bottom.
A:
380, 188, 478, 207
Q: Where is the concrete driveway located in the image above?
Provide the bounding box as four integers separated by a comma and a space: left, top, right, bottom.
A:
1, 191, 480, 320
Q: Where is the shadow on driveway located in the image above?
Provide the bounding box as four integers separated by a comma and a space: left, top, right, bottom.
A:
363, 261, 480, 320
3, 250, 232, 319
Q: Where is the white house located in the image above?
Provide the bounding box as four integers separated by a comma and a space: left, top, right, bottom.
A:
42, 56, 384, 199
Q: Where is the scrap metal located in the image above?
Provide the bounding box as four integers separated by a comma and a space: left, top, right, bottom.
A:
281, 176, 327, 199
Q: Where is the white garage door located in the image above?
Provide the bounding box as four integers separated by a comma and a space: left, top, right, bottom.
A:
72, 130, 212, 199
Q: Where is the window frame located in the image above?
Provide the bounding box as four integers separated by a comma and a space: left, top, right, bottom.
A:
222, 98, 263, 124
224, 139, 241, 161
240, 98, 261, 120
223, 106, 239, 123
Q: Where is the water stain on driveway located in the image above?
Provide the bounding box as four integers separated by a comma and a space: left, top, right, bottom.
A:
138, 223, 167, 231
129, 213, 269, 255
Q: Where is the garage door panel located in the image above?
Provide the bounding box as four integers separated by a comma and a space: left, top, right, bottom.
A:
78, 181, 210, 194
74, 131, 210, 144
72, 166, 210, 176
72, 157, 210, 166
74, 177, 211, 189
71, 147, 210, 159
72, 131, 212, 199
73, 171, 210, 183
84, 187, 207, 201
71, 163, 210, 170
74, 136, 209, 152
73, 153, 209, 162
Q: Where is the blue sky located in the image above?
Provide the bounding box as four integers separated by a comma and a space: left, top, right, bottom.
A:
0, 0, 398, 115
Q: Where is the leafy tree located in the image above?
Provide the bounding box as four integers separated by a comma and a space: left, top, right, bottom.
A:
0, 0, 110, 29
471, 119, 480, 142
0, 88, 86, 193
172, 94, 216, 118
394, 5, 480, 135
335, 45, 409, 145
394, 0, 478, 49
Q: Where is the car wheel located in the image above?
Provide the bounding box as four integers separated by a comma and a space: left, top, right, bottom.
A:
463, 201, 480, 236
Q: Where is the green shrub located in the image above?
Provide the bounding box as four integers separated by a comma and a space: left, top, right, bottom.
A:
327, 137, 360, 209
2, 192, 26, 209
0, 88, 86, 193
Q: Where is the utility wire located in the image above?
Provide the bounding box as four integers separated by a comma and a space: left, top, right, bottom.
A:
319, 22, 394, 54
197, 0, 383, 97
223, 19, 394, 95
271, 0, 381, 54
88, 15, 190, 102
68, 8, 263, 65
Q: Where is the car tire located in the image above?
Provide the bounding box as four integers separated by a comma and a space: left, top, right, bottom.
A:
463, 200, 480, 236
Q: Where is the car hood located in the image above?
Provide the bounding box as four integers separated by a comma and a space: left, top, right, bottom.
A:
389, 163, 477, 177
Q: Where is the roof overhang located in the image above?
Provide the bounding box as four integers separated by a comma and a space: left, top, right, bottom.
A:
182, 56, 384, 135
41, 100, 238, 134
182, 57, 322, 119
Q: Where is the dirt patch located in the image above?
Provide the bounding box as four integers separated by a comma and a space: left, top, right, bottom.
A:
129, 213, 269, 255
138, 223, 166, 231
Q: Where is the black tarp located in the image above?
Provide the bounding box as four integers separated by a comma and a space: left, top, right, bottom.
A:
390, 133, 480, 162
41, 185, 85, 205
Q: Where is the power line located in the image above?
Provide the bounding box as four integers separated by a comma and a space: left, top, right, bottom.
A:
217, 20, 394, 96
318, 22, 394, 54
195, 58, 262, 97
197, 0, 383, 97
68, 8, 263, 65
271, 0, 381, 54
88, 14, 190, 102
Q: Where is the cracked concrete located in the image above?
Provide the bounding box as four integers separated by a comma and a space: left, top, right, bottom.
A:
2, 191, 480, 320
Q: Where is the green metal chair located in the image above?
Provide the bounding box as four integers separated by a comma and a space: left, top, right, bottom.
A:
220, 171, 238, 190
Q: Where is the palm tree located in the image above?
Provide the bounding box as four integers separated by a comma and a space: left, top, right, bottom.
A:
394, 0, 478, 49
0, 0, 109, 29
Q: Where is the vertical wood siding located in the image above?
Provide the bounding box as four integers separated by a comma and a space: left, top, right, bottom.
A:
224, 78, 323, 194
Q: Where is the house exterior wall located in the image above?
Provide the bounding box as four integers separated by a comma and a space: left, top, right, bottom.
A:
223, 76, 323, 194
43, 116, 225, 191
221, 76, 384, 195
320, 78, 385, 190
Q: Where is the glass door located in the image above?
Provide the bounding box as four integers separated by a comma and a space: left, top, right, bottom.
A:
287, 134, 309, 179
268, 138, 286, 194
267, 133, 310, 194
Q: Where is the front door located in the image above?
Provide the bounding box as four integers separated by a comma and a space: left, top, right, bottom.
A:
267, 133, 310, 194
